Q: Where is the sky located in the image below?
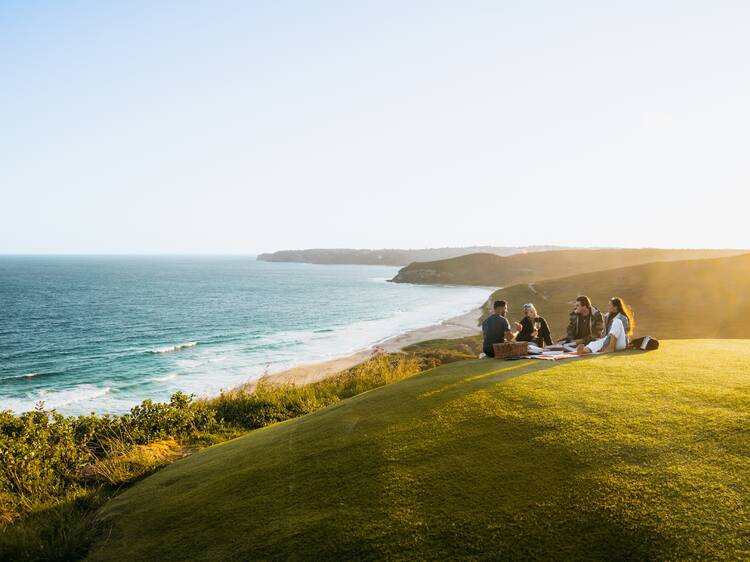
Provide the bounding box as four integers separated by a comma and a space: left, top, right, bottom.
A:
1, 1, 749, 254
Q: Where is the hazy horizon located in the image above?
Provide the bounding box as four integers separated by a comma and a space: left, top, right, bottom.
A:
3, 1, 749, 253
1, 243, 748, 257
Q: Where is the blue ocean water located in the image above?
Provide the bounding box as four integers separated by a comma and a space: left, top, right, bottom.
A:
0, 256, 489, 415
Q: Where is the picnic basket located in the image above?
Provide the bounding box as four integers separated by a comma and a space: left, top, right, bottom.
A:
493, 341, 528, 358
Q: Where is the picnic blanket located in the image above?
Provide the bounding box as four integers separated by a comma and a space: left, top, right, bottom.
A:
527, 352, 584, 361
524, 342, 585, 361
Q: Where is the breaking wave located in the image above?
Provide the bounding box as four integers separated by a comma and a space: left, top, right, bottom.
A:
148, 341, 198, 354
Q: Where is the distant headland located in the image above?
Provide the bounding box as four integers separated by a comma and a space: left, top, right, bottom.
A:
256, 246, 571, 266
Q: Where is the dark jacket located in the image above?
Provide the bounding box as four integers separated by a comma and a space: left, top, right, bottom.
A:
565, 307, 604, 344
516, 316, 553, 346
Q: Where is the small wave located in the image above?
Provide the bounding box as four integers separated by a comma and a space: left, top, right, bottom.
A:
150, 373, 178, 383
0, 371, 57, 383
1, 372, 41, 381
148, 341, 198, 354
3, 384, 112, 413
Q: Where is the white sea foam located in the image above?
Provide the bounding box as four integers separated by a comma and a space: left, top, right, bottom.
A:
150, 373, 178, 383
175, 359, 203, 368
3, 384, 112, 413
149, 341, 198, 354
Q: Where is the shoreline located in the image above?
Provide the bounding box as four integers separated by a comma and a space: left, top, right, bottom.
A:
3, 285, 493, 414
234, 304, 487, 393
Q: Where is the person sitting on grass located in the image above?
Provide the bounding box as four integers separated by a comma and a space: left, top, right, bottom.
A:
560, 295, 604, 346
482, 300, 516, 358
514, 303, 553, 347
577, 297, 634, 355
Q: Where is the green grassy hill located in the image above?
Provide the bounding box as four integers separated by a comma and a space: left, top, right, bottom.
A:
488, 252, 750, 340
390, 248, 745, 286
89, 341, 750, 560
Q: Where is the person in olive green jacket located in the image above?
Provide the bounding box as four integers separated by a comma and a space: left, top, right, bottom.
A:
563, 295, 604, 345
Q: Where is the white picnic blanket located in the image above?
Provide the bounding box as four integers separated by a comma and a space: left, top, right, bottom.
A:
525, 342, 583, 360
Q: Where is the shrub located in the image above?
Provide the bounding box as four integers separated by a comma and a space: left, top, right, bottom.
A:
124, 391, 218, 443
0, 408, 90, 513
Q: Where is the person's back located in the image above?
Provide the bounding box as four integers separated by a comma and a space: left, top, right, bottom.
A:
482, 300, 513, 357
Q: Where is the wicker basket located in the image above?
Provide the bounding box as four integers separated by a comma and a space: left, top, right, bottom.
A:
492, 341, 529, 358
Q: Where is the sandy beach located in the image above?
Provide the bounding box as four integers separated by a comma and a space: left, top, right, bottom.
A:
239, 305, 486, 392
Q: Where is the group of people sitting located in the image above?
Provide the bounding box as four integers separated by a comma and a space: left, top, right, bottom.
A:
481, 295, 634, 358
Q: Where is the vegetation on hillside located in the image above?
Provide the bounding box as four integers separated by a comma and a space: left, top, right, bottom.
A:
486, 252, 750, 340
390, 248, 745, 286
88, 341, 750, 560
0, 346, 477, 561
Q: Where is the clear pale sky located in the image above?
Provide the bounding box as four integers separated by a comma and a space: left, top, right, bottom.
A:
2, 1, 748, 254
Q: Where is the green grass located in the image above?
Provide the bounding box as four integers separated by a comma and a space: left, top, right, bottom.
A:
88, 340, 750, 560
487, 253, 750, 340
0, 351, 460, 561
391, 248, 744, 286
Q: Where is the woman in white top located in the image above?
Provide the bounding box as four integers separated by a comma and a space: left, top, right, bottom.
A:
577, 297, 634, 354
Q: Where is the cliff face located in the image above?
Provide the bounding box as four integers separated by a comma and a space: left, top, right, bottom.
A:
390, 267, 456, 284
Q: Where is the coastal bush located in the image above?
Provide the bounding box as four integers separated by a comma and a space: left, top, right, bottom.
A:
0, 408, 90, 514
125, 391, 218, 443
212, 384, 339, 429
210, 353, 427, 429
0, 392, 212, 524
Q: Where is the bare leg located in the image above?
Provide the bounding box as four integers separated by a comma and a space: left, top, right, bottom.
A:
576, 344, 591, 355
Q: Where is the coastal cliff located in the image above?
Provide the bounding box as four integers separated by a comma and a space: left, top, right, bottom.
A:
390, 248, 747, 286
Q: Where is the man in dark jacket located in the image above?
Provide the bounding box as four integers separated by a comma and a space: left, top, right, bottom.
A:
564, 295, 604, 345
482, 300, 516, 357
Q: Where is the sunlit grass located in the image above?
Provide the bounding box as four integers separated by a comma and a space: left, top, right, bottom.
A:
89, 340, 750, 560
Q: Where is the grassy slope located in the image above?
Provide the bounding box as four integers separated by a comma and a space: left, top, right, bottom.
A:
89, 341, 750, 560
489, 252, 750, 340
390, 248, 745, 286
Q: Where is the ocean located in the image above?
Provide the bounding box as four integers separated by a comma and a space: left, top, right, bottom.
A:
0, 256, 489, 416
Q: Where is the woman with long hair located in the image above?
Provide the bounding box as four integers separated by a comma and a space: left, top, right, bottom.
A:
577, 297, 634, 354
